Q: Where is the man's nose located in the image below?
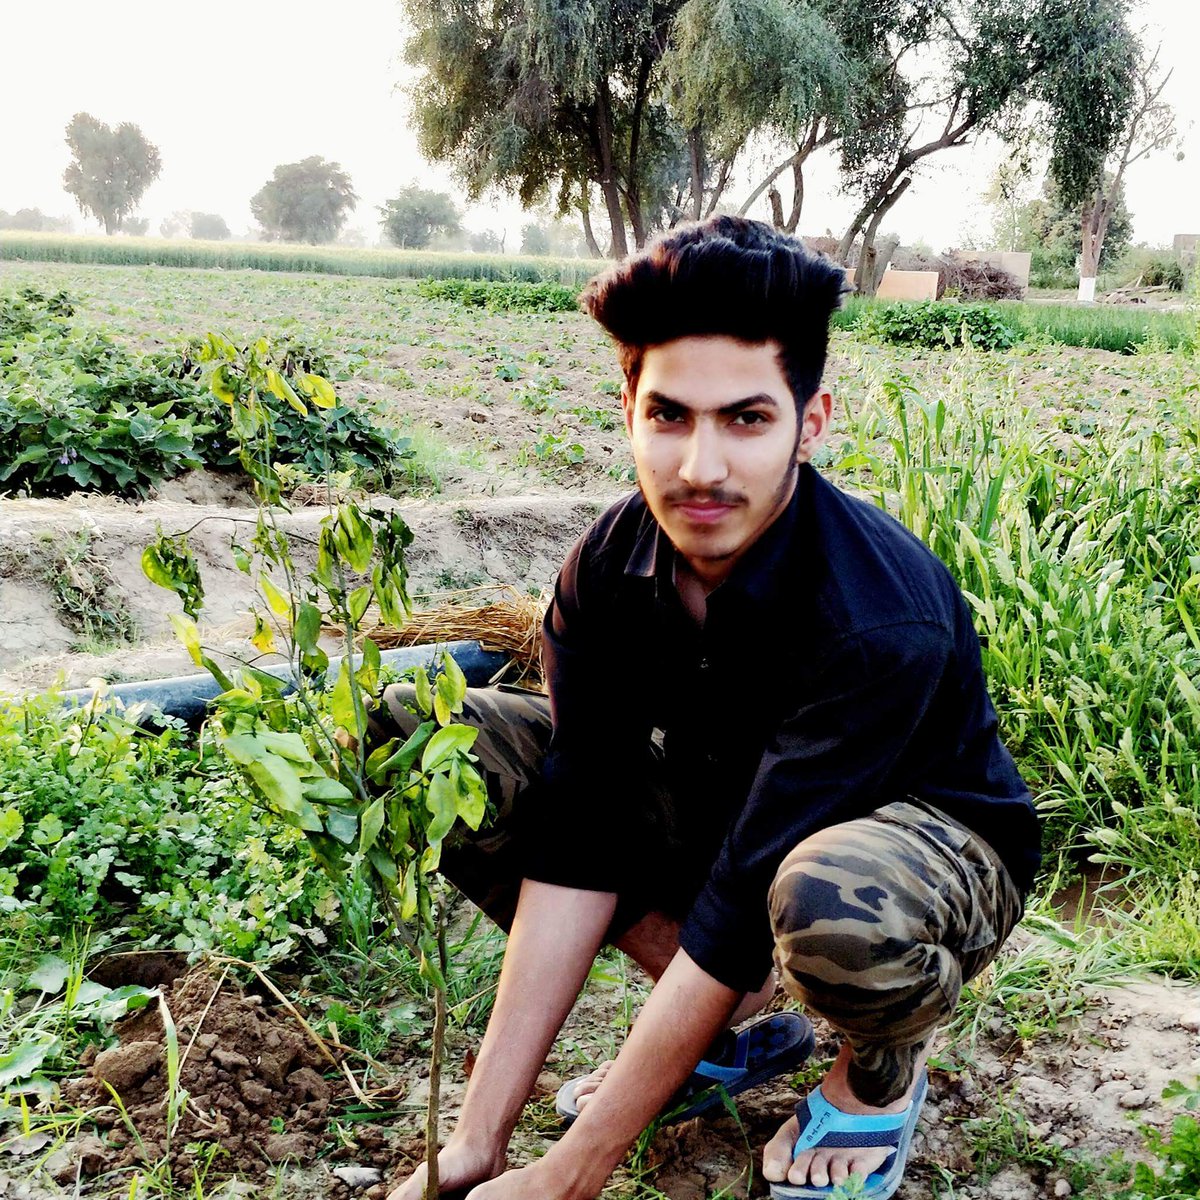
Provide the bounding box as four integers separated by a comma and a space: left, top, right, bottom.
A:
679, 424, 729, 488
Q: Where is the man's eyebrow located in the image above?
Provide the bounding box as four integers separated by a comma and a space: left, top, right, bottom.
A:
641, 390, 781, 414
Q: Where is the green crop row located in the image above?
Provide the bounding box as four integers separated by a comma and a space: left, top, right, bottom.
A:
0, 232, 607, 285
833, 295, 1195, 353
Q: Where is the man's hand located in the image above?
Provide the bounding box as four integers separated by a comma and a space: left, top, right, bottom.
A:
387, 1135, 506, 1200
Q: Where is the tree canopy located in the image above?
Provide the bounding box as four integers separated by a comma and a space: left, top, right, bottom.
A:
251, 156, 357, 244
379, 185, 461, 249
62, 113, 162, 236
403, 0, 1142, 271
190, 212, 232, 240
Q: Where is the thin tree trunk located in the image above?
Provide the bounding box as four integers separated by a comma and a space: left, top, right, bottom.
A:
687, 127, 705, 221
768, 187, 785, 229
784, 157, 804, 233
856, 179, 911, 296
580, 191, 602, 258
703, 157, 734, 218
594, 88, 628, 258
626, 53, 654, 249
422, 906, 450, 1200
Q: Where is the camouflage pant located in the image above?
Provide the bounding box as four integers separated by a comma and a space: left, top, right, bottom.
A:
375, 684, 1023, 1106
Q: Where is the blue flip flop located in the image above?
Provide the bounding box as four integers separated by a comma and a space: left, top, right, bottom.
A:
768, 1069, 929, 1200
556, 1011, 815, 1126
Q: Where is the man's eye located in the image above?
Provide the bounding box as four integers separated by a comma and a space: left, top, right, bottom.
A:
649, 407, 685, 423
732, 411, 768, 425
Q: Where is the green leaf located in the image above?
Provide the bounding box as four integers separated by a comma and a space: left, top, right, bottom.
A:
0, 807, 24, 853
426, 770, 458, 848
413, 667, 433, 718
348, 584, 372, 627
399, 862, 418, 920
31, 814, 64, 846
359, 797, 386, 856
368, 720, 434, 782
440, 649, 467, 707
266, 367, 307, 415
324, 807, 359, 845
369, 846, 399, 884
335, 505, 374, 573
421, 724, 478, 772
357, 637, 381, 699
0, 1041, 58, 1088
304, 775, 354, 803
169, 612, 204, 668
260, 575, 292, 618
245, 755, 323, 832
435, 669, 464, 723
303, 373, 337, 409
28, 955, 69, 995
294, 601, 322, 654
331, 659, 357, 733
456, 763, 488, 831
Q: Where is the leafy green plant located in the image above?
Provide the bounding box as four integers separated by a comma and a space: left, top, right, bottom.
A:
854, 301, 1018, 351
142, 335, 491, 1199
416, 277, 579, 312
0, 690, 332, 960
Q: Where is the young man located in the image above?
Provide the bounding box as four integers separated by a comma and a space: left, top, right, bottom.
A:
384, 217, 1040, 1200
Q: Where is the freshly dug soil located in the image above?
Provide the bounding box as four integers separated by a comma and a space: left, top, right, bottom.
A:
64, 967, 341, 1181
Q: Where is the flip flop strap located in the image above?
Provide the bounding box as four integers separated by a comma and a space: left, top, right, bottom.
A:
792, 1087, 907, 1156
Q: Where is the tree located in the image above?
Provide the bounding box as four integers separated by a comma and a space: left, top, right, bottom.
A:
121, 217, 150, 237
469, 228, 505, 253
379, 185, 461, 249
984, 160, 1037, 252
1020, 172, 1132, 283
827, 0, 1139, 295
1075, 44, 1180, 300
251, 156, 357, 244
159, 210, 191, 238
0, 208, 72, 233
190, 212, 231, 240
520, 223, 551, 255
62, 113, 162, 235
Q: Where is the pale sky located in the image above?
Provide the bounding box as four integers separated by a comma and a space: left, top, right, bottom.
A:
2, 0, 1196, 249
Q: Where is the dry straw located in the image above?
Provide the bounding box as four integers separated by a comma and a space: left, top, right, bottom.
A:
328, 586, 548, 688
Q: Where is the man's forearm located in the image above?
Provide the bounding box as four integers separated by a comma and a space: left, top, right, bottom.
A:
539, 948, 741, 1199
455, 880, 618, 1147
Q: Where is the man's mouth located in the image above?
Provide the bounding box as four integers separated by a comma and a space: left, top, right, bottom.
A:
671, 495, 740, 522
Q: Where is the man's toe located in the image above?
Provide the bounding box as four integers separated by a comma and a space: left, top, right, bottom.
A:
762, 1116, 797, 1183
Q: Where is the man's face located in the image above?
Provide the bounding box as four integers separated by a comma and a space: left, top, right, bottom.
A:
622, 335, 831, 591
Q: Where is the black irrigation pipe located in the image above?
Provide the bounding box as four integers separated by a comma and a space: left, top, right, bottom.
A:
59, 640, 510, 725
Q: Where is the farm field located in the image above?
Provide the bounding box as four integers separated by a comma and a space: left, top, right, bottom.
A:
2, 259, 1200, 1200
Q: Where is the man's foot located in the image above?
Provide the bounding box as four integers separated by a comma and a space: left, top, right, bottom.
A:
762, 1043, 928, 1193
386, 1138, 506, 1200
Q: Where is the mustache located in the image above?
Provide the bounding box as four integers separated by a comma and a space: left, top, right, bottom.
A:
663, 488, 746, 506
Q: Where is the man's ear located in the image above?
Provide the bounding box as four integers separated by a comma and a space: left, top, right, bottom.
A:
796, 389, 833, 463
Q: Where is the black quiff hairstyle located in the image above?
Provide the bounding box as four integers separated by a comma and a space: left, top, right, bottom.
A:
579, 215, 849, 410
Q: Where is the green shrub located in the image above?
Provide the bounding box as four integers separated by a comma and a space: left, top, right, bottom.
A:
0, 287, 412, 497
414, 276, 580, 312
0, 692, 334, 960
1139, 256, 1186, 291
0, 289, 208, 495
854, 301, 1018, 350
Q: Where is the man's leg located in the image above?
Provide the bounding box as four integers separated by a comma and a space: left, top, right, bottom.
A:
762, 800, 1023, 1191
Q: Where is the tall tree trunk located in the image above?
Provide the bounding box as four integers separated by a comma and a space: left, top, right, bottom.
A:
580, 190, 602, 258
687, 127, 705, 221
784, 157, 804, 233
855, 179, 911, 296
1078, 181, 1112, 302
768, 187, 785, 229
593, 88, 628, 259
625, 52, 654, 249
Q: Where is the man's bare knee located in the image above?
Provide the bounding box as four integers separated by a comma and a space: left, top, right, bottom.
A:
613, 911, 681, 980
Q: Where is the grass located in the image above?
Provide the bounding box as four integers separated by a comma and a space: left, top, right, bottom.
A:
0, 232, 607, 285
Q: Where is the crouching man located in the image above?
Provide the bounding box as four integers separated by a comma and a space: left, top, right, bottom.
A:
383, 216, 1039, 1200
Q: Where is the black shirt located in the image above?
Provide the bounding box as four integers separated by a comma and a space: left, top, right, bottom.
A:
525, 463, 1041, 993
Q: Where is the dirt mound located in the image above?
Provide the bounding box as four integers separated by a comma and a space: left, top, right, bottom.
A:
65, 967, 340, 1181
